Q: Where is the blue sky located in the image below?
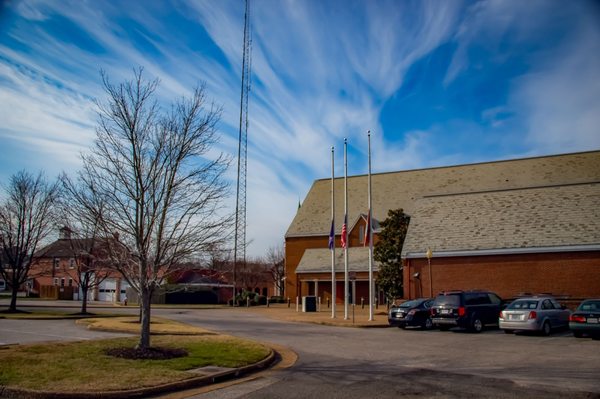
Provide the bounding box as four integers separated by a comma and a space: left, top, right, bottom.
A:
1, 0, 599, 258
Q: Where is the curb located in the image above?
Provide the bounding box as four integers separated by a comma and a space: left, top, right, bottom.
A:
0, 350, 277, 399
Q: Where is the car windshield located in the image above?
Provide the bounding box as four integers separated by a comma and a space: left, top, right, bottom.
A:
507, 300, 538, 310
579, 300, 600, 311
399, 299, 423, 308
434, 294, 460, 306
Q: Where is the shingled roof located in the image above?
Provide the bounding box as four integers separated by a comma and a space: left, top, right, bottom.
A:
286, 151, 600, 238
296, 247, 380, 274
34, 238, 96, 258
401, 182, 600, 258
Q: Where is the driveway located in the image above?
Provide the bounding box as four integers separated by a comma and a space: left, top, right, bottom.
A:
163, 307, 600, 399
1, 305, 599, 398
0, 318, 131, 345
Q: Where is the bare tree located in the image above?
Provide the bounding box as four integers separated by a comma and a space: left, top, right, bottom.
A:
266, 245, 285, 296
237, 258, 268, 293
59, 176, 114, 314
0, 171, 59, 312
70, 69, 231, 349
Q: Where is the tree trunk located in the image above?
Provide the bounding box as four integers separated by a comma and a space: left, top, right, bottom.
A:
81, 287, 88, 314
9, 285, 18, 312
137, 288, 152, 349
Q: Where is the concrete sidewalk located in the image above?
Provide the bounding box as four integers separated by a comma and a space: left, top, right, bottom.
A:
1, 298, 391, 327
233, 303, 390, 328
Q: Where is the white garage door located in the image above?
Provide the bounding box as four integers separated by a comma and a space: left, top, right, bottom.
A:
98, 279, 117, 302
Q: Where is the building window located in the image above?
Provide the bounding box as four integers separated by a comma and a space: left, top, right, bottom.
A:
53, 278, 59, 286
68, 278, 73, 287
359, 225, 365, 244
69, 259, 75, 269
60, 278, 65, 287
53, 258, 59, 268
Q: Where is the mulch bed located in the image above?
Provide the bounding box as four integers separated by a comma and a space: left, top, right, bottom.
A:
105, 346, 188, 360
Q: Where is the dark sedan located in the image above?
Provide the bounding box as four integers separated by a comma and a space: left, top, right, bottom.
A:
388, 298, 434, 329
569, 299, 600, 338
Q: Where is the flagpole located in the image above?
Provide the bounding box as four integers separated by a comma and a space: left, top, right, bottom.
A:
368, 131, 374, 321
344, 138, 349, 320
331, 146, 336, 318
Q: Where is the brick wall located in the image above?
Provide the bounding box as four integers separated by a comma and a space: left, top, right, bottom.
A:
403, 251, 600, 301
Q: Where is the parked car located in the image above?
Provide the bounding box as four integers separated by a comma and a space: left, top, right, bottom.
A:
499, 296, 570, 335
569, 299, 600, 338
430, 290, 503, 332
388, 298, 434, 329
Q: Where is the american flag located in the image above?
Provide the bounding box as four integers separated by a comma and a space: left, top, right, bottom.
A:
341, 214, 348, 248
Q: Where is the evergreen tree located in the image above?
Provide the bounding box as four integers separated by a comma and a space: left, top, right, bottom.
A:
374, 208, 410, 302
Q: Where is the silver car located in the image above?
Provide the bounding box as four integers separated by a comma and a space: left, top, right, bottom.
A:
499, 296, 571, 335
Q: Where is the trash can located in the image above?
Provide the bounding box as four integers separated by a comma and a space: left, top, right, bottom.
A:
302, 296, 317, 312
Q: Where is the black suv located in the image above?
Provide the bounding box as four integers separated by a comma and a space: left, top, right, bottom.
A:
431, 290, 503, 332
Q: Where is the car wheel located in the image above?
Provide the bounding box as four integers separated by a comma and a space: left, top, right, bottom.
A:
503, 329, 514, 334
542, 321, 551, 336
573, 331, 584, 338
423, 318, 433, 330
472, 318, 483, 333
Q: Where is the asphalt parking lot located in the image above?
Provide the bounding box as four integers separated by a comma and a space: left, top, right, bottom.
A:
1, 304, 599, 398
168, 307, 600, 398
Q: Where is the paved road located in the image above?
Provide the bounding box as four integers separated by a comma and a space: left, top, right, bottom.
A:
160, 308, 600, 399
2, 305, 599, 398
0, 318, 131, 345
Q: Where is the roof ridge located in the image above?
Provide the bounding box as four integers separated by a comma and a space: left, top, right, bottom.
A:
313, 149, 600, 183
420, 181, 600, 199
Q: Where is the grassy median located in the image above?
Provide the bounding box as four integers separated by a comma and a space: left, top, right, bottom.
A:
76, 316, 214, 335
0, 335, 270, 393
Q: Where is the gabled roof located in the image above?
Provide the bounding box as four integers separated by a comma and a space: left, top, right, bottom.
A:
34, 238, 96, 258
296, 247, 380, 274
401, 182, 600, 258
286, 151, 600, 238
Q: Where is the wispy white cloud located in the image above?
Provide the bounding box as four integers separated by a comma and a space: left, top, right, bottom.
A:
1, 0, 598, 257
509, 20, 600, 153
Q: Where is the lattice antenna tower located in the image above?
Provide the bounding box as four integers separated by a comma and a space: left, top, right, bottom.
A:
233, 0, 252, 298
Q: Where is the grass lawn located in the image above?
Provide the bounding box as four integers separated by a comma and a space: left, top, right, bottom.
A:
0, 335, 270, 392
77, 316, 215, 335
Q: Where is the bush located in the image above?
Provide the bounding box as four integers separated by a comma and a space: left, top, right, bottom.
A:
269, 296, 285, 303
255, 295, 267, 305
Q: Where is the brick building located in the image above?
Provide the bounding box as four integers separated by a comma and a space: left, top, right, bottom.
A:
30, 227, 128, 302
285, 150, 600, 303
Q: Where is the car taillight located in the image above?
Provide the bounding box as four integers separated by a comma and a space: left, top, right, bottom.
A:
499, 311, 504, 320
408, 309, 416, 316
570, 315, 586, 323
431, 308, 436, 316
458, 307, 466, 317
528, 311, 537, 320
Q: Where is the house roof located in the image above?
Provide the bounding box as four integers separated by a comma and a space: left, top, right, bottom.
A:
401, 182, 600, 258
296, 247, 380, 274
286, 150, 600, 238
34, 238, 96, 258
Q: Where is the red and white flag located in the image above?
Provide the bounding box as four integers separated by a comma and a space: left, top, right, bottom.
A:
341, 214, 348, 248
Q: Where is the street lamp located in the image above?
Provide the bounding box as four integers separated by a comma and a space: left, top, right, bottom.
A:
426, 248, 433, 297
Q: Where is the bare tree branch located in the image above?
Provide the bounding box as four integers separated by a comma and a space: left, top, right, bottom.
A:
69, 69, 232, 348
0, 171, 60, 312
